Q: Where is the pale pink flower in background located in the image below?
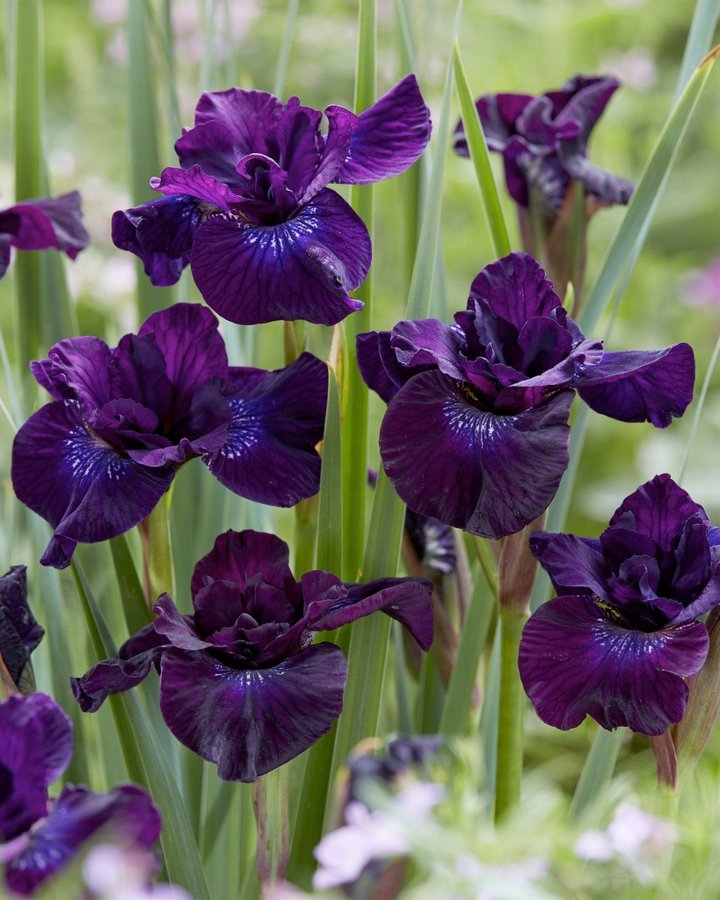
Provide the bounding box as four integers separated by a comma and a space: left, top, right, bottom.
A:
682, 258, 720, 307
600, 48, 658, 90
82, 844, 192, 899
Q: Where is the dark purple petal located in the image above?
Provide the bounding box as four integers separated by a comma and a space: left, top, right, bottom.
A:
0, 567, 43, 689
356, 331, 420, 403
519, 594, 709, 734
204, 353, 327, 507
0, 192, 89, 259
4, 784, 161, 897
191, 530, 294, 598
556, 140, 634, 205
31, 336, 113, 410
175, 121, 243, 184
189, 188, 369, 325
153, 594, 214, 651
333, 75, 431, 184
468, 253, 562, 326
575, 344, 694, 427
71, 624, 167, 713
300, 106, 355, 201
529, 531, 610, 598
454, 93, 534, 155
380, 371, 573, 538
12, 401, 174, 568
137, 303, 229, 402
158, 643, 347, 781
112, 196, 203, 287
553, 75, 620, 143
194, 88, 284, 155
150, 165, 243, 209
310, 578, 434, 650
390, 318, 467, 380
268, 101, 323, 197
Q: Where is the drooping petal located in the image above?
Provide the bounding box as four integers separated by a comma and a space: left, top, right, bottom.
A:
0, 191, 89, 259
189, 188, 369, 325
71, 624, 167, 713
153, 594, 215, 651
158, 643, 347, 781
468, 253, 562, 327
556, 140, 634, 205
519, 595, 709, 734
150, 165, 243, 209
356, 331, 419, 403
204, 353, 327, 507
575, 344, 694, 427
379, 371, 573, 538
191, 529, 294, 598
12, 401, 174, 568
529, 531, 610, 598
194, 88, 284, 155
333, 75, 431, 184
0, 567, 43, 689
31, 336, 113, 410
112, 196, 203, 287
4, 784, 161, 897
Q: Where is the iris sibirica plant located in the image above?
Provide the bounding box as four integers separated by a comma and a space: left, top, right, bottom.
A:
12, 303, 327, 568
73, 530, 433, 781
113, 76, 431, 325
358, 252, 693, 538
520, 475, 720, 735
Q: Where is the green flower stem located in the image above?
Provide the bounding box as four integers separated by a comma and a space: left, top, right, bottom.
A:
138, 491, 176, 608
568, 727, 623, 824
494, 606, 526, 821
253, 766, 290, 888
676, 611, 720, 772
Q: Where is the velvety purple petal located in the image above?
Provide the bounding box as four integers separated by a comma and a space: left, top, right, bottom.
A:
190, 188, 369, 325
356, 331, 419, 403
191, 530, 294, 598
310, 578, 434, 650
556, 140, 634, 205
380, 371, 573, 538
576, 344, 694, 427
553, 75, 620, 142
194, 88, 284, 155
300, 106, 355, 201
137, 303, 228, 403
71, 624, 167, 713
158, 643, 347, 781
519, 595, 709, 734
175, 121, 243, 184
0, 192, 89, 258
153, 594, 214, 651
4, 784, 161, 897
529, 531, 610, 598
675, 561, 720, 624
204, 353, 326, 507
150, 165, 243, 209
608, 474, 707, 549
31, 336, 113, 409
468, 253, 562, 326
12, 401, 174, 568
112, 196, 202, 287
333, 75, 431, 184
454, 93, 533, 155
390, 319, 467, 380
0, 567, 44, 688
503, 138, 570, 210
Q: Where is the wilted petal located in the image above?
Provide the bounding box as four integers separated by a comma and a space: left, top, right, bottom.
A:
333, 75, 431, 184
12, 401, 174, 568
191, 529, 294, 598
0, 191, 89, 260
556, 141, 634, 205
576, 345, 694, 427
519, 595, 709, 734
529, 531, 610, 598
112, 196, 203, 287
204, 353, 326, 507
159, 643, 347, 781
468, 253, 561, 326
380, 371, 573, 538
0, 567, 43, 689
4, 784, 161, 897
454, 93, 533, 155
190, 189, 369, 325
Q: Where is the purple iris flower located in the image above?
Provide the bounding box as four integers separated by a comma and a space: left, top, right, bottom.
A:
72, 529, 433, 782
112, 75, 431, 326
520, 475, 720, 735
358, 253, 694, 539
0, 692, 161, 896
0, 567, 43, 694
12, 303, 327, 568
454, 75, 633, 212
0, 191, 89, 277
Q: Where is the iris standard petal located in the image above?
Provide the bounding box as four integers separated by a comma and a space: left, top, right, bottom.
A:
356, 331, 419, 403
529, 531, 611, 598
380, 371, 573, 538
333, 74, 431, 184
552, 75, 620, 143
12, 401, 174, 568
390, 318, 467, 380
191, 529, 294, 598
299, 106, 356, 202
194, 88, 284, 155
158, 643, 347, 781
519, 594, 709, 734
31, 336, 113, 409
174, 121, 243, 185
468, 252, 561, 327
204, 353, 326, 507
150, 164, 243, 209
4, 784, 161, 897
454, 93, 534, 156
575, 344, 694, 427
189, 188, 369, 325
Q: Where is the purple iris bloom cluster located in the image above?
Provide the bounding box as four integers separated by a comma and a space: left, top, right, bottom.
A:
11, 303, 327, 568
72, 530, 433, 781
454, 75, 633, 212
112, 76, 431, 326
0, 191, 88, 278
520, 475, 720, 736
358, 252, 694, 539
0, 692, 161, 896
0, 567, 43, 694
